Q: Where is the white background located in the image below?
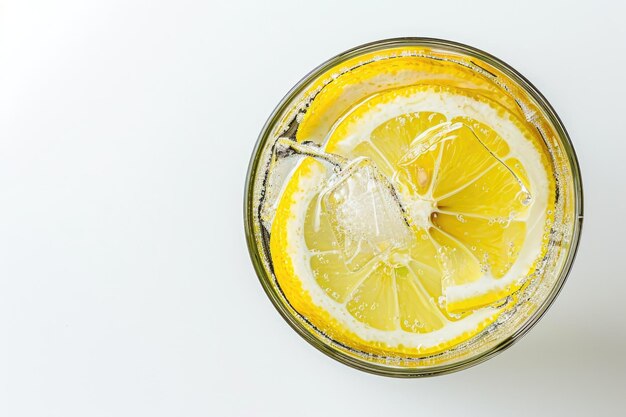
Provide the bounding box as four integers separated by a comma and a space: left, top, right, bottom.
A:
0, 1, 624, 416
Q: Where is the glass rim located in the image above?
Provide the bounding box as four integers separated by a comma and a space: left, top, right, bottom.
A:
244, 37, 584, 377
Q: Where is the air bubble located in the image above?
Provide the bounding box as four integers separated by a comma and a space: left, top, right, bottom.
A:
520, 191, 532, 206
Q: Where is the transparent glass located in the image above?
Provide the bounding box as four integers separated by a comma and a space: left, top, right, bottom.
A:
244, 38, 583, 377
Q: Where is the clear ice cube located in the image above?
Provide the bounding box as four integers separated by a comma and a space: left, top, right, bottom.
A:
320, 157, 414, 271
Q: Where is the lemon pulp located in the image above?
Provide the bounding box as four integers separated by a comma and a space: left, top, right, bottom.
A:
268, 54, 554, 358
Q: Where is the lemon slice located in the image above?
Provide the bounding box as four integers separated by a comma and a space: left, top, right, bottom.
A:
270, 85, 551, 357
296, 50, 524, 145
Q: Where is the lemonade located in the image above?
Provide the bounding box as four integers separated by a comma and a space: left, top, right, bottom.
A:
245, 39, 582, 375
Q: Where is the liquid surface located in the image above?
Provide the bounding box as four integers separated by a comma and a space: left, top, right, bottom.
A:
262, 49, 556, 358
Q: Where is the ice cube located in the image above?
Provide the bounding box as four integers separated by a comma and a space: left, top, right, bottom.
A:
321, 157, 414, 271
261, 138, 348, 230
